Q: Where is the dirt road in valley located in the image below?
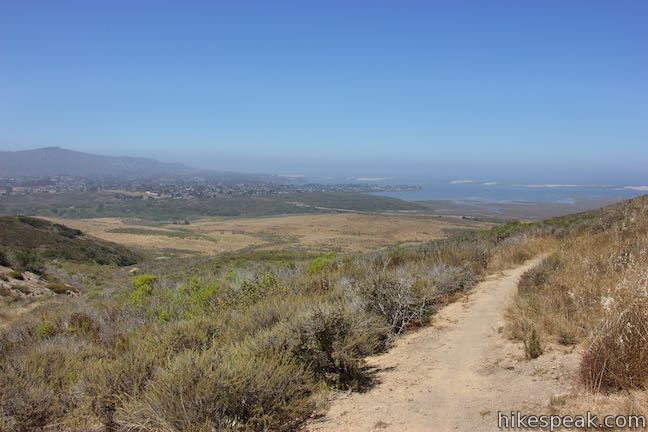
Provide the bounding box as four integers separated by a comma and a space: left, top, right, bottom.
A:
308, 257, 578, 432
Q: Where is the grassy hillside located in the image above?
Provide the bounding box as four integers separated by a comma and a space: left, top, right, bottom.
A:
0, 216, 139, 272
507, 196, 648, 414
0, 211, 554, 431
1, 196, 646, 430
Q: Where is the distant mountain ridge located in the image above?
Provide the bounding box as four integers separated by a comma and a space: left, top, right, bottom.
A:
0, 147, 198, 178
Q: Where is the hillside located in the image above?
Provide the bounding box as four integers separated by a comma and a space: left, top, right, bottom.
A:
0, 216, 139, 271
0, 147, 196, 178
505, 195, 648, 414
0, 196, 646, 430
313, 196, 648, 430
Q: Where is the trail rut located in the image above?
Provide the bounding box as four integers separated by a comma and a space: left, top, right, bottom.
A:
308, 257, 577, 431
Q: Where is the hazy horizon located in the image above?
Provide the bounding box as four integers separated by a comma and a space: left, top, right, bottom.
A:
4, 145, 648, 186
2, 2, 647, 184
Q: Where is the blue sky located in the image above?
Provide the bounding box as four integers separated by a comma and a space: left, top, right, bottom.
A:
1, 1, 647, 181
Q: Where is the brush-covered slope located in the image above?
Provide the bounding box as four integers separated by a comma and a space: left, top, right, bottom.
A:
0, 216, 139, 271
509, 194, 648, 390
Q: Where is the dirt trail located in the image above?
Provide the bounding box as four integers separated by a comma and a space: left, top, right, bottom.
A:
308, 257, 578, 432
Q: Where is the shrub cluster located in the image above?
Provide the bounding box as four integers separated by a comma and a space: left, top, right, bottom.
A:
0, 219, 548, 430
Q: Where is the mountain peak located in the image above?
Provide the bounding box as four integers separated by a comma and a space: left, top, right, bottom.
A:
0, 147, 196, 178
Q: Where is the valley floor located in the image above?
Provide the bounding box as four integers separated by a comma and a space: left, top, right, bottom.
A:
45, 213, 488, 256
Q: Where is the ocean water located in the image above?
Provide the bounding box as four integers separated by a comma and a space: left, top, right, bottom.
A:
370, 182, 647, 204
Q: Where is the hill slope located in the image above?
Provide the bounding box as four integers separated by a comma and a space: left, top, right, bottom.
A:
314, 194, 648, 430
0, 147, 195, 178
0, 216, 139, 271
1, 196, 646, 430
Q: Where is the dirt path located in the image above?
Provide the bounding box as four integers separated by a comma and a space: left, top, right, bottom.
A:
308, 257, 578, 432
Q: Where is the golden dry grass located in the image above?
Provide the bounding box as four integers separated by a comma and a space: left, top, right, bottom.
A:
506, 196, 648, 422
44, 217, 262, 255
507, 221, 648, 347
486, 235, 559, 272
552, 391, 648, 430
46, 214, 487, 256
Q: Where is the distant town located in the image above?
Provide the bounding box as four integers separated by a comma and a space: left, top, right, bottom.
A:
0, 175, 420, 199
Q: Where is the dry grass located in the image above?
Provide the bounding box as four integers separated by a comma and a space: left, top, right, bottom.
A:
45, 217, 261, 255
46, 214, 488, 256
487, 234, 559, 272
0, 213, 549, 430
508, 201, 648, 346
507, 196, 648, 405
580, 266, 648, 391
552, 391, 648, 431
190, 213, 481, 252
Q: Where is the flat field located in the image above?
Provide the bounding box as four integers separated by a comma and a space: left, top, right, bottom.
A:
46, 213, 489, 256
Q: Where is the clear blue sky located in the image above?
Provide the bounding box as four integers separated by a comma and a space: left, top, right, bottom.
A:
1, 1, 647, 181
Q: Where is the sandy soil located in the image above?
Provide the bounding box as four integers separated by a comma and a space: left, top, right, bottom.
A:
308, 257, 579, 432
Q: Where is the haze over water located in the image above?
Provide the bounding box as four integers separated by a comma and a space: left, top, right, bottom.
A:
369, 181, 646, 204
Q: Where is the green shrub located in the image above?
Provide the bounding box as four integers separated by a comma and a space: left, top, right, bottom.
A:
386, 246, 406, 268
119, 345, 314, 431
82, 347, 159, 426
130, 274, 158, 306
307, 253, 337, 275
177, 278, 219, 317
0, 344, 81, 430
490, 220, 526, 241
306, 253, 337, 291
524, 329, 543, 359
255, 301, 388, 389
0, 216, 140, 269
11, 284, 30, 294
46, 282, 72, 294
68, 311, 100, 340
36, 321, 57, 339
233, 271, 286, 306
52, 223, 82, 238
155, 316, 224, 356
222, 296, 295, 343
0, 250, 9, 267
8, 249, 45, 274
8, 270, 23, 280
